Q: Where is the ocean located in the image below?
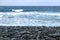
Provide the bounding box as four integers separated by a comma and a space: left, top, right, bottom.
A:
0, 6, 60, 26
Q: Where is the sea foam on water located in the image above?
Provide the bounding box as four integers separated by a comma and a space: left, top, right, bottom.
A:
0, 12, 60, 26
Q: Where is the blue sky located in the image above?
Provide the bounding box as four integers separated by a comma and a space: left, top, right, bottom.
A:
0, 0, 60, 6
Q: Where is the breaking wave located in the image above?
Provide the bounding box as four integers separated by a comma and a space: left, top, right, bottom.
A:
0, 12, 60, 26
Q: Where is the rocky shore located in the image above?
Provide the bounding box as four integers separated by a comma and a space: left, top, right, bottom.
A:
0, 26, 60, 40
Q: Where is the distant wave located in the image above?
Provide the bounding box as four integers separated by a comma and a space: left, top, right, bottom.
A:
12, 9, 23, 12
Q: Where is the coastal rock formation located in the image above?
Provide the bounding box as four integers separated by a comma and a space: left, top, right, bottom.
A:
0, 26, 60, 40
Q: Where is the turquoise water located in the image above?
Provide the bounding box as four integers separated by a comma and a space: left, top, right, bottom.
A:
0, 6, 60, 12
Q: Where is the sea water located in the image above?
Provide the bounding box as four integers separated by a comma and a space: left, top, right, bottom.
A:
0, 6, 60, 26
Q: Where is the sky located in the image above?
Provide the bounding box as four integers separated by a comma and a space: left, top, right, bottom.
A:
0, 0, 60, 6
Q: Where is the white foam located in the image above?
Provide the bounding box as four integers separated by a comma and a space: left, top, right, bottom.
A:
0, 12, 60, 16
12, 9, 23, 12
0, 12, 60, 26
